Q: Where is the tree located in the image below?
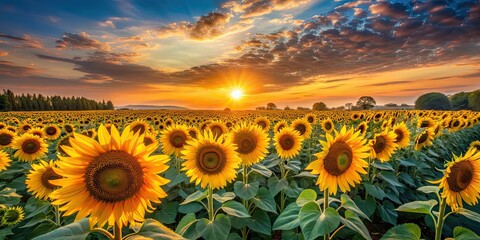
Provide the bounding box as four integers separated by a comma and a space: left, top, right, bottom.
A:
256, 106, 266, 110
106, 101, 114, 110
385, 103, 398, 107
0, 94, 10, 111
224, 108, 231, 111
284, 105, 291, 110
468, 90, 480, 111
266, 102, 277, 110
312, 102, 328, 111
415, 92, 451, 110
450, 92, 470, 110
345, 103, 353, 110
356, 96, 376, 110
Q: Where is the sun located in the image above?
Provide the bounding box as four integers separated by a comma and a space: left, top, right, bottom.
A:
231, 89, 243, 100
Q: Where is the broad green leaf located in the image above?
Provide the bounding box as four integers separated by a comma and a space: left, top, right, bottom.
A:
339, 210, 372, 240
126, 219, 185, 240
246, 209, 271, 236
251, 163, 273, 177
364, 183, 386, 200
32, 218, 90, 240
294, 171, 318, 178
296, 189, 317, 207
456, 208, 480, 223
233, 181, 259, 201
20, 213, 50, 228
0, 188, 22, 206
417, 186, 440, 195
341, 194, 369, 220
0, 228, 14, 239
396, 200, 438, 215
175, 213, 200, 239
154, 202, 178, 224
181, 190, 207, 205
354, 196, 376, 218
252, 187, 277, 213
273, 202, 300, 230
178, 202, 202, 214
221, 201, 251, 218
378, 172, 403, 187
380, 223, 421, 240
377, 201, 397, 225
267, 176, 288, 197
213, 192, 235, 203
371, 161, 394, 171
196, 214, 231, 240
299, 203, 340, 240
452, 226, 480, 240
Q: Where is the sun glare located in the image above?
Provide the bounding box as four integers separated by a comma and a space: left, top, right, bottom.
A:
231, 89, 243, 100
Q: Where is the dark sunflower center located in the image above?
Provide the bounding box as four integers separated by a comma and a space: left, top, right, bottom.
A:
420, 121, 429, 128
196, 146, 226, 174
373, 136, 387, 153
169, 131, 187, 148
23, 125, 31, 131
46, 127, 57, 135
64, 125, 73, 133
132, 124, 146, 134
279, 134, 295, 151
295, 124, 307, 135
453, 121, 460, 127
22, 139, 41, 154
307, 117, 314, 123
234, 132, 257, 154
325, 122, 332, 130
211, 126, 223, 137
144, 137, 154, 146
0, 133, 13, 146
257, 121, 267, 129
417, 132, 428, 144
4, 210, 19, 222
41, 168, 61, 190
447, 161, 474, 192
32, 132, 43, 138
358, 125, 365, 133
277, 124, 285, 132
394, 129, 404, 143
475, 145, 480, 151
85, 151, 143, 203
324, 142, 353, 176
189, 130, 197, 139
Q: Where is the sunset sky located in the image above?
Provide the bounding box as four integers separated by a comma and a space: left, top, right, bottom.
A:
1, 0, 479, 109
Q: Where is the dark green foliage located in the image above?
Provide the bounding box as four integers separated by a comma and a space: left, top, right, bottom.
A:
414, 92, 451, 110
356, 96, 376, 110
312, 102, 328, 111
468, 90, 480, 111
450, 92, 470, 110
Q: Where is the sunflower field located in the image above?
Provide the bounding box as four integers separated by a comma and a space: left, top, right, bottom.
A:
0, 110, 480, 240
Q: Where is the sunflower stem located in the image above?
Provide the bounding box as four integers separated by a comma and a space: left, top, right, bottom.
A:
54, 205, 61, 226
91, 228, 114, 240
242, 164, 248, 184
434, 199, 447, 240
279, 160, 287, 211
324, 189, 329, 240
114, 222, 122, 240
208, 186, 214, 221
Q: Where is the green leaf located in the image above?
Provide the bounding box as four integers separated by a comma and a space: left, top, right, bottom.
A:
0, 228, 14, 239
364, 183, 386, 200
196, 214, 231, 240
30, 222, 58, 239
294, 171, 318, 178
126, 218, 185, 240
452, 226, 480, 240
233, 181, 259, 201
175, 213, 200, 240
267, 176, 288, 197
354, 196, 376, 218
340, 194, 369, 220
154, 202, 178, 225
20, 213, 50, 228
252, 187, 277, 213
377, 201, 397, 225
0, 187, 22, 206
380, 223, 421, 240
221, 201, 251, 218
296, 189, 317, 207
456, 208, 480, 223
251, 163, 273, 177
417, 186, 440, 195
178, 202, 202, 214
246, 209, 271, 236
273, 202, 300, 230
340, 210, 372, 240
32, 218, 91, 240
213, 192, 235, 203
378, 171, 403, 187
396, 200, 438, 215
181, 190, 207, 205
371, 161, 394, 171
299, 203, 340, 240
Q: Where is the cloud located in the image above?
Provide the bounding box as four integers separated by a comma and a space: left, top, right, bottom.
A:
0, 60, 38, 76
55, 32, 111, 51
48, 16, 60, 23
363, 80, 412, 87
80, 74, 114, 84
0, 33, 43, 49
369, 1, 408, 19
223, 0, 312, 18
190, 12, 232, 40
0, 51, 8, 57
99, 20, 116, 28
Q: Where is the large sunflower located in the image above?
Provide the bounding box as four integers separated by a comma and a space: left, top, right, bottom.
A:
181, 130, 241, 189
306, 126, 370, 195
291, 118, 312, 139
274, 120, 288, 133
50, 124, 170, 227
231, 122, 269, 166
370, 129, 397, 162
129, 120, 149, 135
430, 148, 480, 211
26, 160, 62, 200
254, 117, 270, 132
0, 150, 11, 172
11, 133, 48, 162
414, 128, 435, 151
207, 121, 229, 138
160, 124, 190, 157
274, 127, 303, 159
44, 125, 61, 140
392, 122, 410, 148
0, 129, 15, 148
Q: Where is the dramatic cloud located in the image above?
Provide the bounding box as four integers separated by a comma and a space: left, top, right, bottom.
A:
222, 0, 312, 18
190, 12, 232, 40
0, 60, 38, 76
55, 32, 111, 51
0, 33, 43, 49
0, 52, 8, 57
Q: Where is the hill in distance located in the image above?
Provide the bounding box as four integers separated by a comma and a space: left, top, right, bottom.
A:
115, 105, 189, 110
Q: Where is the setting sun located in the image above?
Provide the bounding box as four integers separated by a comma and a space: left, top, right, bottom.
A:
231, 89, 243, 100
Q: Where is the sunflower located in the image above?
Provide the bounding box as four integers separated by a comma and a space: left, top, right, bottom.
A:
305, 113, 316, 124
274, 120, 288, 133
414, 128, 435, 151
207, 121, 229, 138
187, 127, 200, 139
0, 129, 15, 148
370, 129, 397, 162
1, 206, 24, 227
0, 150, 11, 172
26, 160, 62, 200
321, 118, 334, 133
392, 122, 410, 148
430, 148, 480, 211
470, 141, 480, 152
11, 134, 48, 162
129, 119, 149, 135
18, 122, 32, 133
160, 124, 190, 157
254, 117, 270, 132
50, 124, 170, 227
63, 124, 75, 134
231, 122, 269, 166
81, 129, 97, 139
432, 122, 443, 137
291, 118, 312, 139
143, 133, 157, 146
356, 121, 368, 137
306, 126, 370, 195
43, 125, 61, 140
56, 134, 73, 157
274, 127, 303, 159
27, 127, 46, 139
181, 130, 241, 189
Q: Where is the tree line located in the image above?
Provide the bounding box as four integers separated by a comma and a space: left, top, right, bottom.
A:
0, 89, 114, 112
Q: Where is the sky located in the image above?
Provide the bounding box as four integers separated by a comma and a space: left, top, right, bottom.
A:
0, 0, 479, 110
